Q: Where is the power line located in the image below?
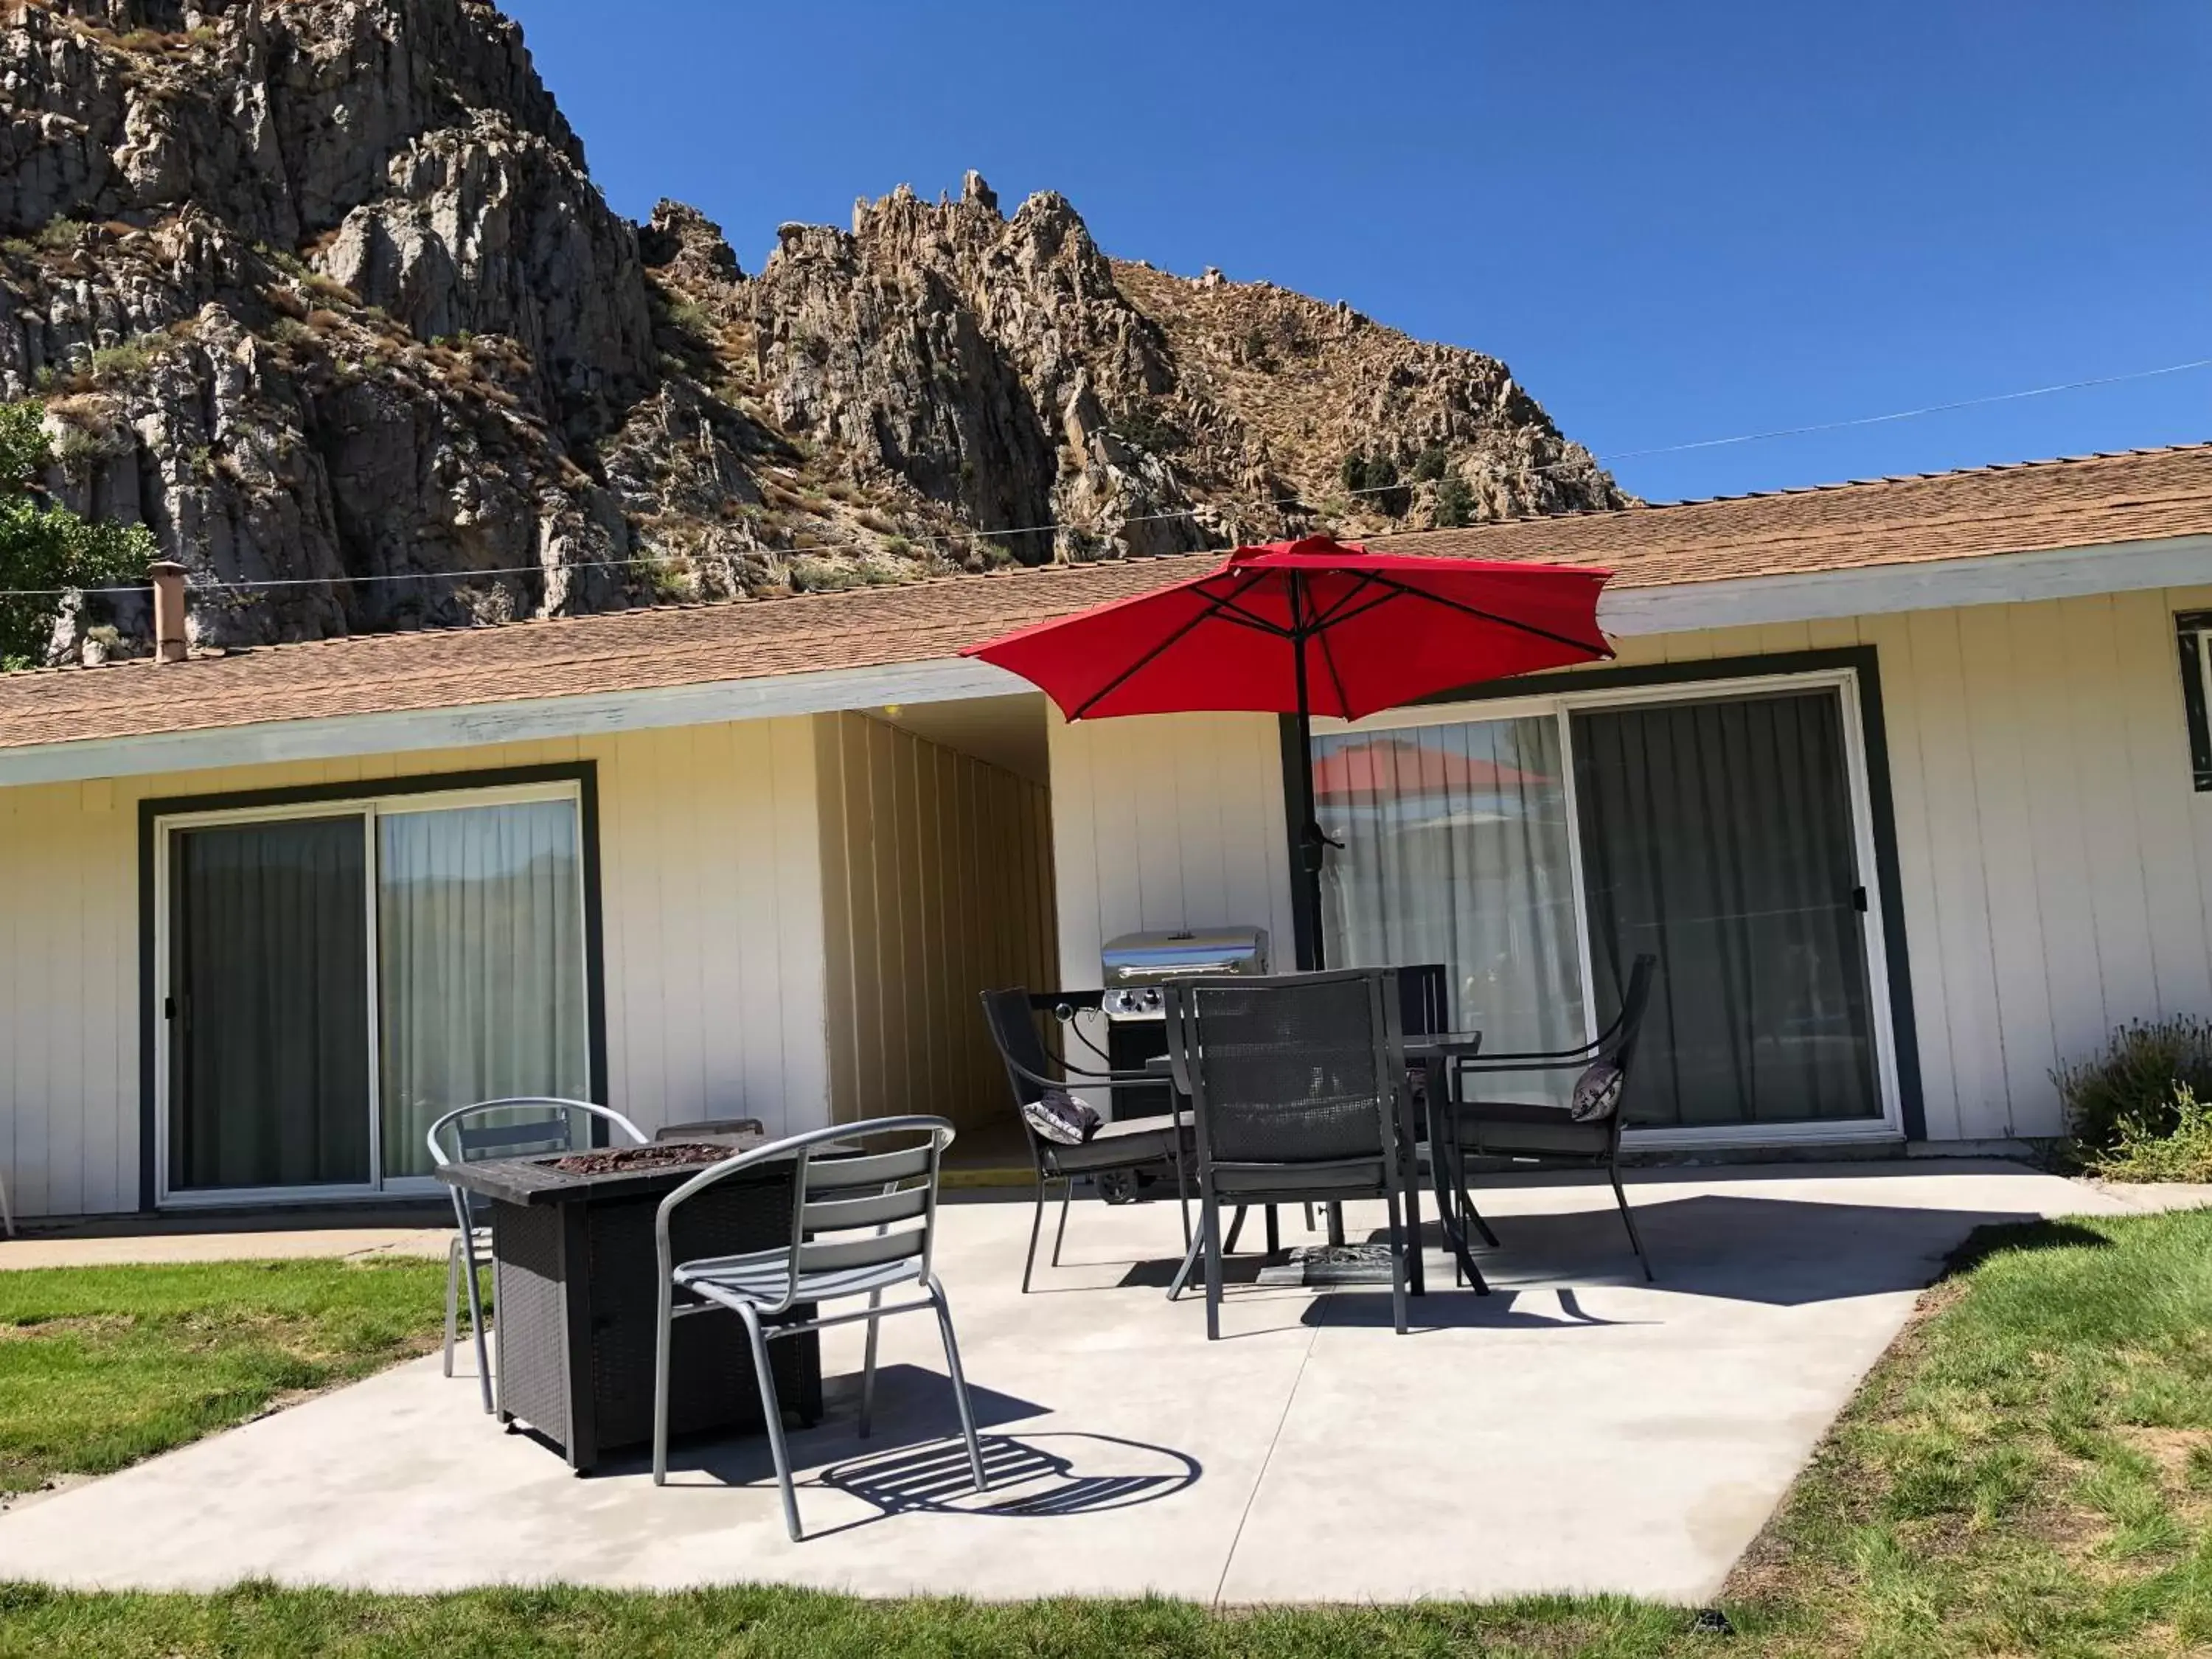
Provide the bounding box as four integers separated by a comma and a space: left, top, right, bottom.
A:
3, 354, 2206, 601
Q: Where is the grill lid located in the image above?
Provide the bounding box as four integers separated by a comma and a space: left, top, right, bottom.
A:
1100, 927, 1270, 984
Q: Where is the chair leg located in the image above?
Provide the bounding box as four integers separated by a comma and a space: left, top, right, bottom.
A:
1302, 1203, 1316, 1233
858, 1287, 883, 1439
927, 1276, 990, 1495
458, 1228, 494, 1415
443, 1239, 461, 1378
1223, 1205, 1247, 1255
1385, 1182, 1409, 1335
652, 1279, 675, 1486
1021, 1172, 1047, 1295
1203, 1186, 1225, 1342
735, 1303, 802, 1542
1166, 1220, 1205, 1301
1051, 1178, 1073, 1267
1264, 1205, 1280, 1256
1610, 1161, 1654, 1281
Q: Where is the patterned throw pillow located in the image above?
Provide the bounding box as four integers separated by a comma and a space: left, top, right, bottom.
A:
1570, 1062, 1625, 1123
1023, 1085, 1102, 1146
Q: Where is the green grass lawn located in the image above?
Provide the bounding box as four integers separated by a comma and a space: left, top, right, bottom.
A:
0, 1257, 455, 1497
6, 1209, 2212, 1655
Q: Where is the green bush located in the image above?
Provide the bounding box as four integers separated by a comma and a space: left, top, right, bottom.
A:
2090, 1085, 2212, 1183
1433, 474, 1478, 528
2055, 1015, 2212, 1154
1413, 445, 1450, 483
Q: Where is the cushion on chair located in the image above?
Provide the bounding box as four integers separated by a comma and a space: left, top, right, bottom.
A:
1022, 1086, 1102, 1146
1451, 1099, 1612, 1157
1042, 1110, 1194, 1174
1571, 1062, 1625, 1123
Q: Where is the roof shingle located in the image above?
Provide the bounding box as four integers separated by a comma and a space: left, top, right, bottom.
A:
4, 442, 2208, 753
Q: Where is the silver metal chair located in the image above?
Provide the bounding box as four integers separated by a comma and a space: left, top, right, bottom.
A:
424, 1096, 648, 1413
650, 1116, 987, 1541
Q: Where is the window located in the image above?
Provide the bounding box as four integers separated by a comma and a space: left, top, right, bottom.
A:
156, 779, 593, 1202
2181, 612, 2212, 793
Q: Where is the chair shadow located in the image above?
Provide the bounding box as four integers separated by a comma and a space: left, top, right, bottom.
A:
1309, 1281, 1652, 1332
810, 1431, 1201, 1535
1385, 1189, 2068, 1307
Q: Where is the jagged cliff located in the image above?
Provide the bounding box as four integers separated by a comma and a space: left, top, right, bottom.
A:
0, 0, 1624, 659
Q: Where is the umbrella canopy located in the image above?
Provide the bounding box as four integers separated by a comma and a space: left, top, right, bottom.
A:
962, 537, 1613, 964
960, 536, 1612, 725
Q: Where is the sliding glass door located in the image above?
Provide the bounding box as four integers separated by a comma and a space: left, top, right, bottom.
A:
160, 783, 592, 1202
170, 817, 373, 1192
1572, 692, 1882, 1129
1315, 717, 1588, 1102
377, 799, 590, 1180
1313, 674, 1895, 1139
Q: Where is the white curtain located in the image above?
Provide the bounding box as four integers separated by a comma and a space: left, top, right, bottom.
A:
1316, 717, 1587, 1097
377, 799, 589, 1179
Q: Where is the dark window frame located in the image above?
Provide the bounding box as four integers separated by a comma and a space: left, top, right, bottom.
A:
136, 761, 608, 1211
2179, 611, 2212, 793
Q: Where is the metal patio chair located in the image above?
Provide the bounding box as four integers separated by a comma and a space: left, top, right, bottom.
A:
424, 1096, 649, 1413
981, 987, 1194, 1293
1440, 954, 1661, 1280
1164, 968, 1416, 1340
650, 1116, 987, 1542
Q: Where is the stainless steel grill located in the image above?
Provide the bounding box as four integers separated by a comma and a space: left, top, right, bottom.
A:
1099, 927, 1270, 1021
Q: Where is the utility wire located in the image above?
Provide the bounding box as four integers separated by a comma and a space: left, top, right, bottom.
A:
4, 354, 2207, 600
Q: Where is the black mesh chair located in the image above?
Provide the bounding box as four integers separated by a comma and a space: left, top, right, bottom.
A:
1164, 969, 1413, 1340
1441, 954, 1660, 1281
981, 987, 1193, 1293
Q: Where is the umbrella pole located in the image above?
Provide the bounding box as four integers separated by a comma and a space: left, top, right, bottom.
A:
1290, 572, 1328, 971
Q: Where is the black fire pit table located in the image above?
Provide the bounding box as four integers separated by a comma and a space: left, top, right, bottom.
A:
438, 1137, 823, 1474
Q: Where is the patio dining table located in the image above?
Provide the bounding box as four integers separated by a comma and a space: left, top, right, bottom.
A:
1144, 1029, 1491, 1296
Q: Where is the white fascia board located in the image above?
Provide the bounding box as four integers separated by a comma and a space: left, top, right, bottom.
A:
3, 532, 2206, 787
0, 655, 1032, 787
1597, 532, 2212, 636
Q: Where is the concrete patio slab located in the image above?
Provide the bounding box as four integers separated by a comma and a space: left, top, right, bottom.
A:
0, 1161, 2138, 1604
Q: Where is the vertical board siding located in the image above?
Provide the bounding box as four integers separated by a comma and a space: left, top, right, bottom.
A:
0, 720, 830, 1220
1048, 591, 2212, 1141
815, 713, 1057, 1133
1049, 709, 1300, 990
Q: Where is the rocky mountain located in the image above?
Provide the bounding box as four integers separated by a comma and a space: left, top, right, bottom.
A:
0, 0, 1625, 659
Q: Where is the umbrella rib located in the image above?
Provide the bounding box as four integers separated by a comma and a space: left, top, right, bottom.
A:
1363, 573, 1609, 657
1312, 614, 1354, 720
1065, 581, 1276, 719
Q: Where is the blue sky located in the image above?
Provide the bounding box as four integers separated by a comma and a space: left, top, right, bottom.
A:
505, 1, 2208, 504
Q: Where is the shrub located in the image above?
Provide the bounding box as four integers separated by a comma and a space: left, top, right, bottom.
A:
1413, 445, 1450, 482
2056, 1015, 2212, 1155
87, 337, 161, 383
1433, 474, 1477, 529
2091, 1085, 2212, 1183
35, 218, 88, 251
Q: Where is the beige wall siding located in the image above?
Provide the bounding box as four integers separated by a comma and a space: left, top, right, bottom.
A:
0, 722, 830, 1220
815, 713, 1057, 1133
1044, 588, 2212, 1141
1048, 709, 1300, 988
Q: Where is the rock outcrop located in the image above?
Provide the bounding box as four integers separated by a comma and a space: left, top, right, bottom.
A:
0, 0, 1624, 660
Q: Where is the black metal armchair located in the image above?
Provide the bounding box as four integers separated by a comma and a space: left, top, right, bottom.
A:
1164, 969, 1415, 1339
981, 987, 1194, 1293
1440, 954, 1660, 1280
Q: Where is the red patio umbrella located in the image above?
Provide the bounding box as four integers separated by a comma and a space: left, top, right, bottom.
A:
962, 536, 1613, 961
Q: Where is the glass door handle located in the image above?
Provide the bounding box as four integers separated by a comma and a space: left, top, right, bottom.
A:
1851, 886, 1869, 914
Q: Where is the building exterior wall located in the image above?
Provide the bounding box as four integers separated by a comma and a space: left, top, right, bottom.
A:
1046, 585, 2212, 1143
0, 720, 831, 1220
1048, 709, 1301, 987
815, 712, 1057, 1133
